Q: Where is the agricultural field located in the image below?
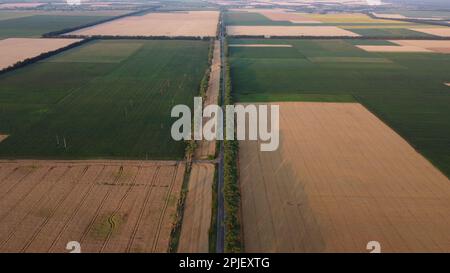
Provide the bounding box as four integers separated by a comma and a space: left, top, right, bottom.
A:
239, 102, 450, 252
225, 10, 450, 38
0, 39, 210, 160
178, 163, 215, 253
0, 159, 185, 253
68, 11, 220, 37
0, 11, 125, 38
229, 38, 450, 177
0, 38, 82, 70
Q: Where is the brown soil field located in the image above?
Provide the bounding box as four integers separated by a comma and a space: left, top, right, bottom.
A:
69, 11, 219, 37
0, 38, 82, 71
410, 28, 450, 37
239, 102, 450, 253
356, 45, 433, 53
0, 160, 185, 253
195, 40, 220, 160
227, 26, 360, 37
178, 163, 215, 253
445, 83, 450, 87
229, 44, 293, 47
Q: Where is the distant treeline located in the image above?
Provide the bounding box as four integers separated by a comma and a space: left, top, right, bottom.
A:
0, 38, 91, 76
42, 7, 160, 37
223, 38, 243, 253
60, 35, 213, 41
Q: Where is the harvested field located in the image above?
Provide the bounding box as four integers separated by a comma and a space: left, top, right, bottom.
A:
391, 40, 450, 54
356, 45, 432, 53
356, 40, 450, 53
0, 38, 82, 70
410, 28, 450, 37
69, 11, 219, 37
445, 83, 450, 87
229, 44, 293, 47
239, 102, 450, 253
178, 163, 215, 253
230, 38, 450, 177
227, 26, 360, 37
0, 160, 185, 253
195, 41, 221, 160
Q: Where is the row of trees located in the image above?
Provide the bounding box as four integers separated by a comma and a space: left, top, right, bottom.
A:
0, 39, 91, 75
168, 39, 217, 252
184, 39, 216, 163
60, 35, 212, 41
223, 38, 243, 253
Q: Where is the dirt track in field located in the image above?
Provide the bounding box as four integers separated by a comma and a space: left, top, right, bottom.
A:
195, 40, 220, 160
178, 163, 215, 253
227, 26, 360, 37
0, 38, 82, 71
239, 102, 450, 253
69, 11, 219, 37
0, 160, 185, 253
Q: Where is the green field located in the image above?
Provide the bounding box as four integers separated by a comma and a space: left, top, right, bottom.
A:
229, 38, 450, 176
0, 14, 116, 38
0, 39, 209, 159
225, 11, 443, 38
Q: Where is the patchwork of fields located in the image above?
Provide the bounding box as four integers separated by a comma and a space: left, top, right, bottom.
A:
0, 39, 210, 159
229, 38, 450, 177
0, 160, 185, 253
0, 12, 122, 38
69, 11, 220, 37
239, 102, 450, 252
0, 6, 449, 254
225, 10, 450, 38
